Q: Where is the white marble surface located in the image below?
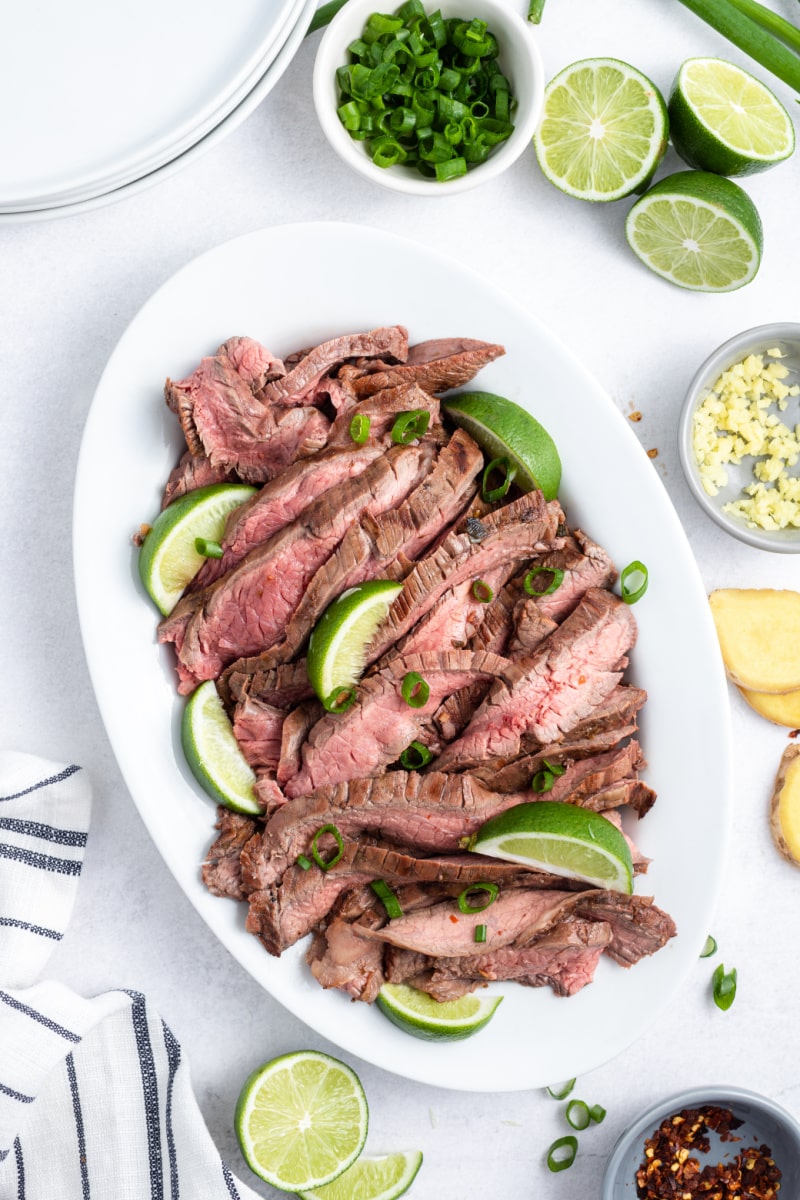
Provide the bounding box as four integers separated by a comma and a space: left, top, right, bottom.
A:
3, 0, 800, 1195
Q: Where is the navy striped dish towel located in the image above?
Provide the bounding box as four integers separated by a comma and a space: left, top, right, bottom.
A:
0, 752, 260, 1199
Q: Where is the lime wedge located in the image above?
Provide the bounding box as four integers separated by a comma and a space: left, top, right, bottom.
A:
307, 580, 403, 704
138, 482, 256, 615
533, 58, 668, 202
181, 680, 261, 814
442, 392, 561, 501
376, 983, 503, 1042
625, 170, 762, 292
235, 1050, 368, 1192
468, 801, 633, 893
297, 1152, 423, 1200
668, 57, 794, 177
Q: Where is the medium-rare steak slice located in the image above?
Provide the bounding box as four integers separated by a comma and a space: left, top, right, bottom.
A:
350, 338, 505, 398
160, 450, 239, 510
159, 442, 435, 692
202, 808, 260, 901
326, 382, 442, 448
434, 589, 638, 771
383, 562, 512, 663
232, 695, 285, 771
217, 336, 286, 390
574, 892, 677, 965
261, 326, 409, 406
276, 700, 324, 788
223, 658, 313, 709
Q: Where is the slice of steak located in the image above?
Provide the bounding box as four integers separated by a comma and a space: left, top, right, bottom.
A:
232, 695, 285, 771
385, 562, 512, 663
160, 450, 239, 510
202, 807, 260, 901
217, 336, 286, 390
253, 772, 287, 816
434, 589, 638, 771
261, 326, 409, 406
523, 532, 618, 623
222, 658, 314, 708
283, 650, 516, 800
574, 892, 677, 965
474, 727, 644, 793
546, 742, 645, 802
159, 442, 434, 692
276, 701, 324, 788
307, 916, 387, 1002
189, 444, 384, 591
350, 338, 505, 398
326, 382, 442, 448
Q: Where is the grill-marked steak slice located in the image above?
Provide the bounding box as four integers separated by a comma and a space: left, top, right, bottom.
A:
350, 338, 505, 398
261, 326, 409, 406
223, 659, 313, 709
160, 450, 238, 510
326, 382, 442, 448
202, 808, 260, 901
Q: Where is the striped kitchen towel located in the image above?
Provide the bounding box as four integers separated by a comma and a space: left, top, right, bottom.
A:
0, 753, 261, 1200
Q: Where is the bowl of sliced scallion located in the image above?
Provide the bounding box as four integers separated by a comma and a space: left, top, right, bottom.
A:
312, 0, 544, 193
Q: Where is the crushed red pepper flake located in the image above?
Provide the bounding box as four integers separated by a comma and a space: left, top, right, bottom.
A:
635, 1106, 781, 1199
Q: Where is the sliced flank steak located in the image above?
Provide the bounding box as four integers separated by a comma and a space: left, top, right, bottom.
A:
574, 891, 677, 966
349, 338, 505, 398
160, 450, 239, 510
201, 808, 260, 902
326, 382, 443, 448
260, 326, 409, 407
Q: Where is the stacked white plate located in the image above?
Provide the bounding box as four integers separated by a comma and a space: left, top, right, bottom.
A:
1, 0, 317, 222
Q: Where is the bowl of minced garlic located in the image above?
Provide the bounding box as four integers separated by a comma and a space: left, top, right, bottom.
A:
679, 323, 800, 552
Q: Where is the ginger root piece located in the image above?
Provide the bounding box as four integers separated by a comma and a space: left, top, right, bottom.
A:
709, 588, 800, 694
740, 686, 800, 728
771, 744, 800, 867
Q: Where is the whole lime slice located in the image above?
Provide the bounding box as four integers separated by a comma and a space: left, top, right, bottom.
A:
235, 1050, 368, 1192
442, 392, 561, 501
181, 680, 260, 814
307, 580, 403, 705
468, 801, 633, 893
297, 1151, 424, 1200
668, 57, 795, 177
625, 170, 762, 292
376, 983, 503, 1042
138, 482, 256, 615
533, 57, 669, 202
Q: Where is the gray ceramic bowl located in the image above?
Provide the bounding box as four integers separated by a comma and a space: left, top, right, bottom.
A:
678, 322, 800, 553
601, 1085, 800, 1198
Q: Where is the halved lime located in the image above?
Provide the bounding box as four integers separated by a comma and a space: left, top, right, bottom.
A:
533, 58, 669, 202
235, 1050, 368, 1192
297, 1151, 423, 1200
138, 482, 256, 615
181, 680, 260, 814
625, 170, 762, 292
669, 57, 794, 177
442, 392, 561, 501
468, 801, 633, 893
307, 580, 403, 704
376, 983, 503, 1042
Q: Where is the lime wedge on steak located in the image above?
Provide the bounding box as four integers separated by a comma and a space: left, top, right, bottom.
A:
181, 680, 261, 814
443, 392, 561, 500
307, 580, 403, 706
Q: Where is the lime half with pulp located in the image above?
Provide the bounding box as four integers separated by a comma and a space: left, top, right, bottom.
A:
468, 801, 633, 893
376, 983, 503, 1042
297, 1151, 424, 1200
181, 680, 260, 814
307, 580, 403, 705
443, 392, 561, 501
533, 57, 668, 202
234, 1050, 368, 1192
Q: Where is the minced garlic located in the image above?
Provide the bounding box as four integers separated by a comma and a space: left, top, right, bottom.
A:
692, 347, 800, 530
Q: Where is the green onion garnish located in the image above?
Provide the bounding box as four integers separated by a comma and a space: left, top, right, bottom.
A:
391, 409, 431, 444
311, 824, 345, 871
471, 579, 494, 604
323, 686, 357, 714
296, 854, 312, 871
195, 537, 224, 559
531, 759, 566, 793
400, 741, 433, 770
546, 1079, 576, 1100
349, 413, 371, 443
565, 1100, 590, 1131
474, 923, 487, 943
547, 1136, 578, 1173
527, 0, 546, 22
524, 565, 564, 596
370, 879, 403, 919
589, 1104, 606, 1125
457, 882, 499, 914
481, 456, 516, 503
712, 963, 737, 1011
620, 560, 648, 605
401, 671, 430, 708
700, 934, 718, 959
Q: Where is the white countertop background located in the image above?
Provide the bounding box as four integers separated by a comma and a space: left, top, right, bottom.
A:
3, 0, 800, 1194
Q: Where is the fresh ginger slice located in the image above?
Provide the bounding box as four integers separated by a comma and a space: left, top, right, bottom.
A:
740, 686, 800, 728
709, 589, 800, 694
770, 744, 800, 867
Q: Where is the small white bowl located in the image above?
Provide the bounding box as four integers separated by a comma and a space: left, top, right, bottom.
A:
312, 0, 544, 195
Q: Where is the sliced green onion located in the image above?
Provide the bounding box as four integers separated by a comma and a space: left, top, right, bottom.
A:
481, 456, 516, 502
524, 565, 564, 596
194, 537, 224, 559
400, 740, 433, 770
471, 579, 494, 604
349, 412, 371, 443
457, 882, 499, 913
311, 824, 345, 871
700, 934, 718, 959
435, 156, 467, 181
474, 923, 487, 943
527, 0, 546, 21
620, 560, 648, 605
712, 963, 737, 1011
546, 1079, 576, 1100
296, 854, 312, 871
531, 759, 566, 794
588, 1104, 606, 1125
565, 1100, 590, 1131
547, 1136, 578, 1173
401, 671, 430, 708
323, 686, 357, 714
371, 879, 403, 918
391, 408, 431, 444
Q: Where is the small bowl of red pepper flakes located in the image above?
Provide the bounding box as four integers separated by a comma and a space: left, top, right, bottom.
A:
601, 1086, 800, 1199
